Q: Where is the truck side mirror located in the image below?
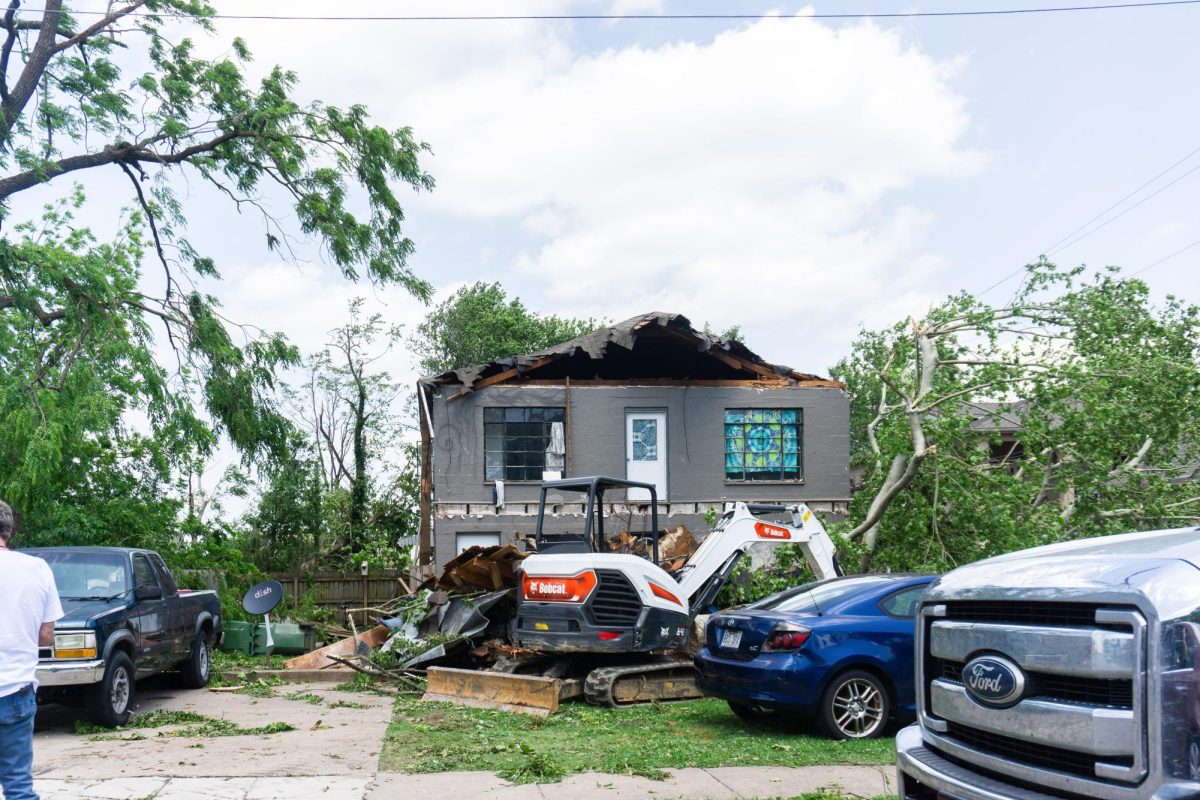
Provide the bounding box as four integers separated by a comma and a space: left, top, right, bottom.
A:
136, 585, 163, 601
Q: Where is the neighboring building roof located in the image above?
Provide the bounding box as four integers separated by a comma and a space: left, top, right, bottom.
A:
967, 401, 1029, 434
419, 311, 844, 396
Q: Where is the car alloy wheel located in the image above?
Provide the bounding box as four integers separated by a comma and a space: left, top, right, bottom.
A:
830, 676, 884, 738
110, 664, 131, 715
1189, 737, 1200, 781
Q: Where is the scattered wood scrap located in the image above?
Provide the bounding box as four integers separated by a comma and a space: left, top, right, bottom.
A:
436, 544, 526, 591
283, 625, 390, 670
607, 524, 697, 567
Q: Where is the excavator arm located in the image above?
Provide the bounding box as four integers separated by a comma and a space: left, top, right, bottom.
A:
674, 502, 842, 611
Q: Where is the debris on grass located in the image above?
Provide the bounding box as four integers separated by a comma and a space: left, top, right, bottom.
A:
285, 691, 324, 705
77, 709, 295, 741
498, 744, 567, 784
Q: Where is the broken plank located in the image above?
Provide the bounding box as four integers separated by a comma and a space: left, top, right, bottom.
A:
283, 625, 390, 671
424, 667, 563, 715
448, 355, 559, 399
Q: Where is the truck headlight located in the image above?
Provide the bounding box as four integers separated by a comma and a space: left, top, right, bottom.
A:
53, 631, 97, 659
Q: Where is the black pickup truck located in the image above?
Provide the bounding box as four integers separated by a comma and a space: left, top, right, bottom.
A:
25, 546, 222, 727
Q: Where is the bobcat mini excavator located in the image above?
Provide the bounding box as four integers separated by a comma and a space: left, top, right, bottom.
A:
425, 476, 843, 712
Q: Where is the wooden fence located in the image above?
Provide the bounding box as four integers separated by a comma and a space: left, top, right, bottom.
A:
271, 570, 417, 626
176, 568, 421, 627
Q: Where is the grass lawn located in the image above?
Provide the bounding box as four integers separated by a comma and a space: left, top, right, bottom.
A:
380, 696, 895, 781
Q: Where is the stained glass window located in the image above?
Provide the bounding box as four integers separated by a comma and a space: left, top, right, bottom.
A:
484, 407, 566, 481
724, 408, 802, 481
631, 418, 658, 461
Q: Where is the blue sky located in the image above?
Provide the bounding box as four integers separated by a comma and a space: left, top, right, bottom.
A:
11, 0, 1200, 384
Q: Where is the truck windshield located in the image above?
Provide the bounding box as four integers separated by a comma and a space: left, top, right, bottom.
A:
30, 551, 131, 600
749, 576, 893, 615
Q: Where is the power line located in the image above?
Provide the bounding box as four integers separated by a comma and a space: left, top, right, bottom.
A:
1041, 143, 1200, 254
18, 0, 1200, 22
1126, 237, 1200, 277
1046, 159, 1200, 256
979, 142, 1200, 297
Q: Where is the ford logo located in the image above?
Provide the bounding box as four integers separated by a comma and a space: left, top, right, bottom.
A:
962, 654, 1025, 707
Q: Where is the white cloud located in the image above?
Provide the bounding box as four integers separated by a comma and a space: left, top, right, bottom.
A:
212, 4, 979, 372
396, 12, 977, 366
215, 262, 429, 385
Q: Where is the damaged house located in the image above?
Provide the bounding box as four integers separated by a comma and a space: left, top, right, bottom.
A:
415, 313, 850, 570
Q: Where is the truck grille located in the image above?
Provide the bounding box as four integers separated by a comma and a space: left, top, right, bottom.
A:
944, 723, 1132, 779
589, 570, 643, 627
920, 601, 1147, 799
944, 600, 1103, 627
933, 657, 1134, 708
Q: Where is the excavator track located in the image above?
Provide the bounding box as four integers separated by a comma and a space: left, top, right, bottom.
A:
584, 660, 702, 707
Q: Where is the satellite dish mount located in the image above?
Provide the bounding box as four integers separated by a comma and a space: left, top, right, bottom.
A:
241, 579, 285, 668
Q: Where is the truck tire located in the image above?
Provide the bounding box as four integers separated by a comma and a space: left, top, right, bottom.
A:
817, 669, 889, 740
86, 651, 134, 728
178, 631, 212, 689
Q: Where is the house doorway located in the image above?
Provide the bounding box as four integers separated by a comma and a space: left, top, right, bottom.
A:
625, 411, 667, 502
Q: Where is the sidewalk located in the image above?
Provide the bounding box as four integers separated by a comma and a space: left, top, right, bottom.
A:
31, 765, 894, 800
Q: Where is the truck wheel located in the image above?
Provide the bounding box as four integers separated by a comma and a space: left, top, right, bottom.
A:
86, 651, 134, 728
728, 701, 775, 723
178, 631, 212, 689
818, 670, 889, 740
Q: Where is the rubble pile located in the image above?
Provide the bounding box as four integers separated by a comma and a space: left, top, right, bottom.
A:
284, 532, 699, 687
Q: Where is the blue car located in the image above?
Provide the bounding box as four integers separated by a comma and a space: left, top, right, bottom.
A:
694, 573, 934, 739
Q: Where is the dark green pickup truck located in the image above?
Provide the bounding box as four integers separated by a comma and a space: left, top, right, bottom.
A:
26, 546, 222, 727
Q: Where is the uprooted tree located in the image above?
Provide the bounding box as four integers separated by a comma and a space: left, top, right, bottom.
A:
833, 261, 1200, 572
0, 0, 432, 544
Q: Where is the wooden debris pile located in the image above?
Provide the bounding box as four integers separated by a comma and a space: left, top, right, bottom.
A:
435, 544, 526, 591
607, 524, 697, 572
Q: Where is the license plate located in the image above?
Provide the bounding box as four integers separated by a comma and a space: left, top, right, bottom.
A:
721, 630, 742, 649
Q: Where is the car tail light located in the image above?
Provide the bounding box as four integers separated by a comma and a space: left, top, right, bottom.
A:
520, 570, 598, 603
764, 623, 810, 652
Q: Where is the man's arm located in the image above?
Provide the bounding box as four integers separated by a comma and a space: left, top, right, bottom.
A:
38, 621, 54, 647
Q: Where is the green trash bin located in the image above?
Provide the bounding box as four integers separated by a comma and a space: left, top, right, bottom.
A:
219, 620, 318, 655
219, 620, 253, 653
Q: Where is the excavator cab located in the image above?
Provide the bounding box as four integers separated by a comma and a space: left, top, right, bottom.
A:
533, 476, 660, 560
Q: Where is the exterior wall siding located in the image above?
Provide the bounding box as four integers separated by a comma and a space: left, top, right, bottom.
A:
429, 384, 849, 568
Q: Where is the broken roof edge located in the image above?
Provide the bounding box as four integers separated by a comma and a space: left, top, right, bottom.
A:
418, 311, 846, 394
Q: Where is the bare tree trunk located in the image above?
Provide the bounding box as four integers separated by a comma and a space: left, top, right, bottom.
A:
349, 380, 368, 550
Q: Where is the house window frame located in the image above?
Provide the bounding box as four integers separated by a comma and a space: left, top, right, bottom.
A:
456, 531, 502, 555
723, 407, 804, 484
483, 406, 567, 483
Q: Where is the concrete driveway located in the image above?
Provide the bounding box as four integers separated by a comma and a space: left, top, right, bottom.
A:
25, 681, 895, 800
32, 678, 393, 785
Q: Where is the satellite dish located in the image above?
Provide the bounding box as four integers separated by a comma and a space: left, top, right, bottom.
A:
242, 579, 285, 666
242, 579, 284, 616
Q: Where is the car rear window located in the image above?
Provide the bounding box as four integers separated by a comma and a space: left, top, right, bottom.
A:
749, 576, 894, 614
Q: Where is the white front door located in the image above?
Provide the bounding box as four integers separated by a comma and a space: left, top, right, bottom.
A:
626, 411, 667, 501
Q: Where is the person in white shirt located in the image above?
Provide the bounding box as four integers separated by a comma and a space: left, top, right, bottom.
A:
0, 500, 63, 800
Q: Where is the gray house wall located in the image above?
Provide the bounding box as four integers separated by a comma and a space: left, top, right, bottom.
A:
430, 384, 849, 568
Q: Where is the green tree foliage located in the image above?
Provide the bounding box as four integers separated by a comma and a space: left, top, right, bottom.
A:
0, 1, 432, 566
247, 300, 417, 571
0, 0, 432, 293
832, 261, 1200, 573
0, 0, 432, 471
412, 282, 602, 376
1, 198, 204, 543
